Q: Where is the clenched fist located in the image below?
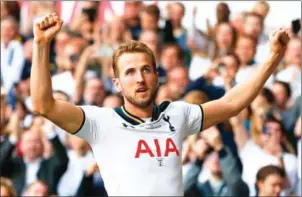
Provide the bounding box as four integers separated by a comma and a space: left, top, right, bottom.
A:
269, 28, 290, 58
33, 13, 63, 43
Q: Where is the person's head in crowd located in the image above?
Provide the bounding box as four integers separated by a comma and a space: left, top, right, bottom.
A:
256, 165, 285, 197
67, 134, 90, 156
243, 12, 264, 40
166, 66, 189, 100
231, 11, 247, 36
106, 16, 132, 44
284, 37, 301, 67
55, 27, 72, 56
160, 43, 184, 71
204, 151, 222, 178
260, 115, 287, 153
123, 1, 143, 25
251, 88, 275, 112
58, 37, 87, 73
102, 94, 123, 108
139, 30, 160, 60
112, 41, 158, 108
184, 90, 209, 105
155, 84, 172, 105
252, 1, 270, 19
0, 1, 20, 22
140, 4, 160, 32
213, 22, 237, 59
270, 81, 291, 110
216, 2, 230, 23
20, 129, 44, 163
0, 177, 17, 197
218, 52, 241, 79
83, 78, 107, 106
170, 2, 185, 28
1, 16, 19, 46
22, 180, 48, 197
235, 35, 257, 66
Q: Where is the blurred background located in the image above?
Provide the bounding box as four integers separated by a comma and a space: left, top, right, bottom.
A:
0, 1, 301, 197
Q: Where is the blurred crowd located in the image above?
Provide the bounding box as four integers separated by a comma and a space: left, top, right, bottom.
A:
0, 1, 301, 197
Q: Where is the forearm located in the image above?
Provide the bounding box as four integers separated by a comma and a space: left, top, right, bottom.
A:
31, 41, 55, 114
223, 53, 281, 114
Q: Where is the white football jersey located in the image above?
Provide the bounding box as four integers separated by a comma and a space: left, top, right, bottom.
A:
74, 101, 204, 196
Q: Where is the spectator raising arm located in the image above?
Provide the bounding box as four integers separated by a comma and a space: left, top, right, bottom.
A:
200, 29, 289, 130
30, 13, 84, 134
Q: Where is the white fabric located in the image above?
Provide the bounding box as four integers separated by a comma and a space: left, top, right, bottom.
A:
1, 40, 25, 92
240, 140, 298, 196
58, 150, 95, 196
51, 71, 75, 98
189, 56, 212, 81
24, 158, 43, 189
75, 101, 204, 196
276, 66, 301, 102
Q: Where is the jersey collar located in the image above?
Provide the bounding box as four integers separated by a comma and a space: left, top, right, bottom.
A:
114, 101, 170, 125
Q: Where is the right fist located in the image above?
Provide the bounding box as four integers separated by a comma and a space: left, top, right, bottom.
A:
33, 13, 63, 43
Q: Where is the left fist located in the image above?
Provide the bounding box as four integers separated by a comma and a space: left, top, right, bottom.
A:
269, 28, 290, 57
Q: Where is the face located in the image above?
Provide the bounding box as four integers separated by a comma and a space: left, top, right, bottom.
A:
0, 186, 10, 197
271, 83, 289, 108
26, 182, 48, 196
235, 37, 256, 65
216, 24, 234, 50
55, 31, 70, 55
244, 15, 263, 39
102, 95, 122, 108
261, 121, 283, 147
161, 47, 181, 71
124, 1, 142, 20
84, 78, 106, 105
61, 44, 80, 70
170, 3, 184, 26
205, 152, 221, 175
1, 20, 17, 44
167, 67, 189, 96
222, 56, 239, 78
21, 131, 43, 161
231, 12, 245, 34
284, 39, 301, 66
141, 12, 158, 31
258, 174, 283, 197
139, 32, 159, 57
113, 53, 158, 108
253, 4, 269, 18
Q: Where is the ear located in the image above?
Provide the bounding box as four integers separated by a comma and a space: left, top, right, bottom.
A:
112, 77, 122, 93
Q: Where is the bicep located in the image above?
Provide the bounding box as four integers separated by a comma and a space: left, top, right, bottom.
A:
201, 98, 236, 130
43, 100, 84, 134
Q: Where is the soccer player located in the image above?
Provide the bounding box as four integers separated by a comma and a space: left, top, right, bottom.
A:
30, 13, 289, 196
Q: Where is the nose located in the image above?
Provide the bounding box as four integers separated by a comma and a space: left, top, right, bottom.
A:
136, 71, 145, 83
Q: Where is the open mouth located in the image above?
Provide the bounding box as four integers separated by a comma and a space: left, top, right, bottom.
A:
136, 87, 148, 93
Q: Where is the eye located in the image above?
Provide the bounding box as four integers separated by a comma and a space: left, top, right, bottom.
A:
143, 67, 151, 73
126, 70, 135, 76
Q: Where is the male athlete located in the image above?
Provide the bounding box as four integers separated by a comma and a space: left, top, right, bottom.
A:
30, 13, 289, 195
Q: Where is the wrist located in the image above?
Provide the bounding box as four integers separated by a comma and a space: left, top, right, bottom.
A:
33, 38, 51, 45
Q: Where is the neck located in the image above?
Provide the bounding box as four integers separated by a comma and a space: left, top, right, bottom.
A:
211, 172, 223, 181
25, 157, 40, 163
263, 144, 282, 156
124, 101, 154, 118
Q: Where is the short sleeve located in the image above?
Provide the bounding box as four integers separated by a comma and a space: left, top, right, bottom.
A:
175, 101, 204, 137
73, 106, 108, 145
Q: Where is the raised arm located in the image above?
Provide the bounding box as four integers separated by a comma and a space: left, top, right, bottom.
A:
31, 13, 84, 134
200, 29, 289, 130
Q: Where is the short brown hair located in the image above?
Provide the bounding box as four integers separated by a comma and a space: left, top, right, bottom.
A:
256, 165, 285, 190
112, 40, 156, 77
253, 1, 270, 13
142, 5, 160, 21
162, 43, 184, 62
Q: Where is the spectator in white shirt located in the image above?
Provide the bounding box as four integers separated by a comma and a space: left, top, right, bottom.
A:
230, 115, 298, 196
1, 16, 25, 94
